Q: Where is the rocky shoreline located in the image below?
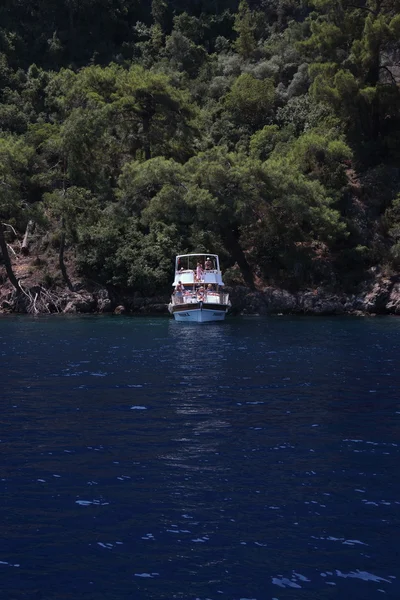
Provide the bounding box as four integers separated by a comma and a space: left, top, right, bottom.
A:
228, 278, 400, 316
1, 274, 400, 316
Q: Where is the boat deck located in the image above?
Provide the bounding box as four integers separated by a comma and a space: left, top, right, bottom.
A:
172, 292, 228, 306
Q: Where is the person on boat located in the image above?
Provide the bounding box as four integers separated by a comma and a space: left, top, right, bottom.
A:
197, 286, 205, 300
175, 281, 184, 303
196, 261, 204, 282
205, 257, 213, 270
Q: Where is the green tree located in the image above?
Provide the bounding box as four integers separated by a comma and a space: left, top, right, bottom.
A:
249, 158, 348, 285
113, 65, 196, 160
224, 73, 275, 129
164, 30, 207, 77
117, 157, 185, 217
303, 0, 400, 161
233, 0, 257, 58
184, 148, 269, 287
276, 127, 353, 193
0, 134, 34, 291
151, 0, 169, 31
44, 186, 101, 290
250, 125, 282, 161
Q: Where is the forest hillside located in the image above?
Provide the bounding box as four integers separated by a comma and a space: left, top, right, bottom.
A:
1, 0, 400, 312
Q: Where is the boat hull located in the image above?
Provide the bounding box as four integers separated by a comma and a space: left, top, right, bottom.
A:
170, 302, 228, 323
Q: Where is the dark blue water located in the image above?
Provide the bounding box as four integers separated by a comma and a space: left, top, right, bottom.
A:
1, 315, 399, 600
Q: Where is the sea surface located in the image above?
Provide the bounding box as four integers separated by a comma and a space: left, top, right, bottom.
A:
1, 314, 399, 600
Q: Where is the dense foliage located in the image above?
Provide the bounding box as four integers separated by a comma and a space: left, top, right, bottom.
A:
1, 0, 400, 294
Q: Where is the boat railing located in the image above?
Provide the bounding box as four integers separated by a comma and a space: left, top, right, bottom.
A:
171, 292, 230, 306
214, 292, 229, 304
175, 269, 219, 279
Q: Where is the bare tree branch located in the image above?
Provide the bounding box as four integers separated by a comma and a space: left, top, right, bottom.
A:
1, 222, 18, 237
7, 243, 17, 257
0, 222, 21, 292
379, 65, 398, 85
348, 4, 377, 16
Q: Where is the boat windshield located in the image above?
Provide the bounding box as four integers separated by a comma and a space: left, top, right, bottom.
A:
176, 255, 218, 272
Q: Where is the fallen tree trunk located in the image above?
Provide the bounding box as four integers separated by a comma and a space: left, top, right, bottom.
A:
59, 218, 74, 291
21, 220, 34, 255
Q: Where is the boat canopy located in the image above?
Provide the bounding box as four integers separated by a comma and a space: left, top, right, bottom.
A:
173, 254, 224, 287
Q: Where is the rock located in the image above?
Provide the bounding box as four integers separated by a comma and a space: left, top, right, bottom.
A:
0, 300, 13, 312
62, 293, 96, 313
5, 268, 400, 316
386, 282, 400, 314
138, 303, 169, 314
95, 288, 113, 313
243, 292, 268, 315
63, 301, 77, 314
152, 303, 169, 313
314, 298, 345, 315
299, 292, 346, 315
225, 286, 248, 313
262, 287, 297, 313
74, 295, 96, 313
227, 286, 267, 314
361, 278, 392, 313
230, 286, 359, 315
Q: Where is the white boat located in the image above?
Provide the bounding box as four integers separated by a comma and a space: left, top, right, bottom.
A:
168, 254, 230, 322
